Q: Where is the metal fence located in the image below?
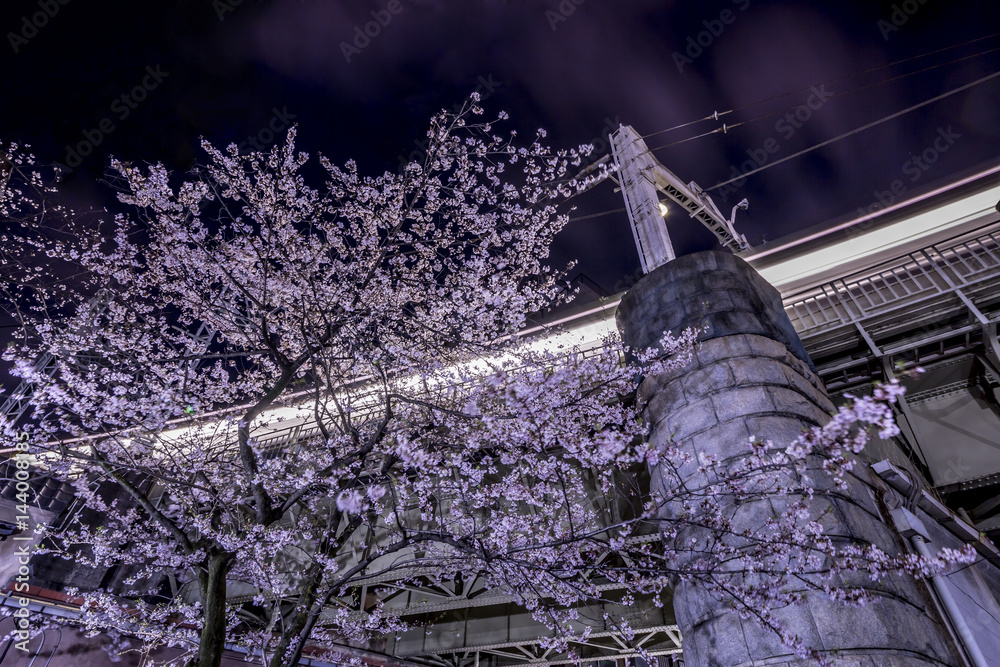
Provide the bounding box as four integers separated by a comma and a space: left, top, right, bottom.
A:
785, 226, 1000, 337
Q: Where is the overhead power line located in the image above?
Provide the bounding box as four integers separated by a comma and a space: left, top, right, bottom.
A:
639, 31, 1000, 141
645, 45, 1000, 154
566, 207, 628, 223
706, 69, 1000, 191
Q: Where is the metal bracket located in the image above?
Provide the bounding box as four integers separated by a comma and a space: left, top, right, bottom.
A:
855, 321, 883, 357
609, 124, 750, 274
881, 356, 931, 469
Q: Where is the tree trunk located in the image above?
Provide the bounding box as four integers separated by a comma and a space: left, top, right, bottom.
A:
195, 551, 233, 667
267, 567, 322, 667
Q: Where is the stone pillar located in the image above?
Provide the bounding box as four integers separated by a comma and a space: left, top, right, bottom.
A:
616, 251, 960, 667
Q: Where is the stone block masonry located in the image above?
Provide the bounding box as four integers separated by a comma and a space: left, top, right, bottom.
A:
617, 250, 962, 667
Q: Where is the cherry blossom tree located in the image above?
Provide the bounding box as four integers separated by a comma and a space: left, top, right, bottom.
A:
1, 102, 973, 667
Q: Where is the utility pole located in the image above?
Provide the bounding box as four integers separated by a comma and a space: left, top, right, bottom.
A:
609, 124, 750, 272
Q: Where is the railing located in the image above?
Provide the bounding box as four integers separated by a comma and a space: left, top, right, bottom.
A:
784, 226, 1000, 337
395, 623, 683, 667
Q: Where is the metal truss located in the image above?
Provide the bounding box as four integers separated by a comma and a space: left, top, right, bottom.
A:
782, 224, 1000, 489
785, 223, 1000, 344
0, 290, 111, 427
610, 124, 749, 274
222, 529, 671, 666
1, 285, 240, 430
364, 568, 665, 619
395, 624, 682, 667
780, 221, 1000, 394
246, 531, 664, 621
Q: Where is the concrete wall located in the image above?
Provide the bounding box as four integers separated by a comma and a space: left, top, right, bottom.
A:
617, 251, 962, 667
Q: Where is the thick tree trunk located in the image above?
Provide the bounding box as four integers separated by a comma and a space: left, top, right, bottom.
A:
195, 551, 233, 667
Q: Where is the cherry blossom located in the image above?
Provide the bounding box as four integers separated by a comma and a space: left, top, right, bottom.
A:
1, 101, 973, 667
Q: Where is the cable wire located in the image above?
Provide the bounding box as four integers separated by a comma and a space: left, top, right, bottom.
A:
639, 30, 1000, 140
706, 68, 1000, 191
646, 46, 1000, 154
566, 207, 628, 223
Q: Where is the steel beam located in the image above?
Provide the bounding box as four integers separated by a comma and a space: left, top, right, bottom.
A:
397, 624, 683, 666
880, 356, 931, 468
610, 125, 749, 275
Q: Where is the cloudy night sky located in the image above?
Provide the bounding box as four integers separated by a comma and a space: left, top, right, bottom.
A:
2, 0, 999, 296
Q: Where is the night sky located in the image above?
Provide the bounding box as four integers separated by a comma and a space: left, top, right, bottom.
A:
2, 1, 999, 313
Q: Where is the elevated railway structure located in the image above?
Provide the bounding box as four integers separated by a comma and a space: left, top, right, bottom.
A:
751, 165, 1000, 526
